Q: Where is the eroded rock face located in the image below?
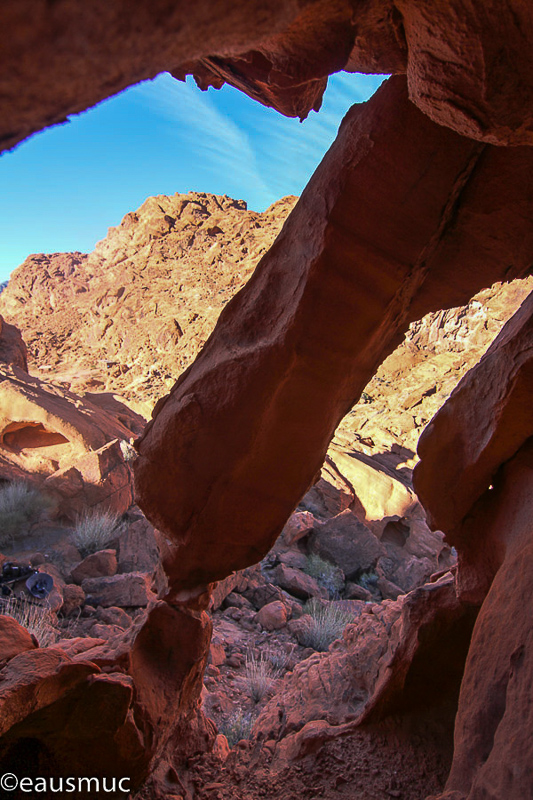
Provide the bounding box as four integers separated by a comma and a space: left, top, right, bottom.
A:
0, 365, 140, 516
414, 296, 533, 799
2, 1, 533, 152
135, 75, 533, 599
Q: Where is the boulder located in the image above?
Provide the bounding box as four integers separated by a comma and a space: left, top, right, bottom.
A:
61, 584, 86, 616
81, 572, 155, 607
0, 615, 36, 666
280, 511, 315, 546
344, 582, 373, 602
0, 648, 148, 787
309, 510, 384, 580
96, 606, 132, 628
209, 642, 226, 667
221, 592, 254, 611
326, 444, 417, 522
254, 600, 288, 631
54, 637, 107, 657
90, 623, 126, 641
278, 550, 308, 570
243, 582, 285, 610
70, 549, 118, 583
272, 564, 327, 601
45, 439, 133, 519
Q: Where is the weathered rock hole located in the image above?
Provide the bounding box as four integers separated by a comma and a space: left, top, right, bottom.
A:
0, 422, 69, 451
381, 520, 410, 548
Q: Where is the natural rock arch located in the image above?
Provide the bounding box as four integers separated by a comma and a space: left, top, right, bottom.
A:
0, 3, 532, 799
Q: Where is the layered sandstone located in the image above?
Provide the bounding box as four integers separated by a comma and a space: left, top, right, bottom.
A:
414, 294, 533, 800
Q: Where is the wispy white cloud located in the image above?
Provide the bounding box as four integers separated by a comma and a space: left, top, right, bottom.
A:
132, 73, 277, 204
242, 72, 387, 201
131, 70, 386, 210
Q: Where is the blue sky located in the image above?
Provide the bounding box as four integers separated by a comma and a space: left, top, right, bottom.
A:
0, 71, 385, 281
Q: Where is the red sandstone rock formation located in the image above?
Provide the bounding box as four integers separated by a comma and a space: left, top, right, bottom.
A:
0, 363, 142, 516
1, 3, 533, 799
0, 315, 27, 371
0, 195, 295, 405
135, 75, 533, 599
2, 1, 533, 152
414, 295, 533, 799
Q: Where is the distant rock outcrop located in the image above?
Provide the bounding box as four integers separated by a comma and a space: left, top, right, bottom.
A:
0, 194, 296, 406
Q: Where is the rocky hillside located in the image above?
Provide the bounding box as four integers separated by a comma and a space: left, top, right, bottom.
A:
2, 189, 531, 447
1, 189, 531, 504
336, 276, 533, 460
0, 192, 296, 410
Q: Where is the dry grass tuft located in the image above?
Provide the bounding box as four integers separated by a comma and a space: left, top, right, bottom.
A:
299, 598, 355, 652
245, 648, 283, 703
217, 708, 255, 747
0, 594, 59, 647
71, 510, 121, 557
0, 481, 52, 547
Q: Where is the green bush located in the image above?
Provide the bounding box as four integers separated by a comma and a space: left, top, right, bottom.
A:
0, 481, 52, 547
303, 553, 344, 599
299, 599, 355, 652
218, 709, 254, 747
71, 510, 121, 557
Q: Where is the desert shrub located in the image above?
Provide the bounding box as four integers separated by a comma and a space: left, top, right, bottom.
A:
0, 594, 59, 647
218, 709, 254, 747
303, 553, 344, 599
0, 481, 51, 547
265, 644, 292, 673
356, 570, 379, 593
71, 509, 121, 557
245, 649, 283, 703
299, 599, 355, 652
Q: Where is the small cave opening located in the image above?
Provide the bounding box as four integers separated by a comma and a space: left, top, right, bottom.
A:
0, 422, 69, 452
381, 519, 410, 548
